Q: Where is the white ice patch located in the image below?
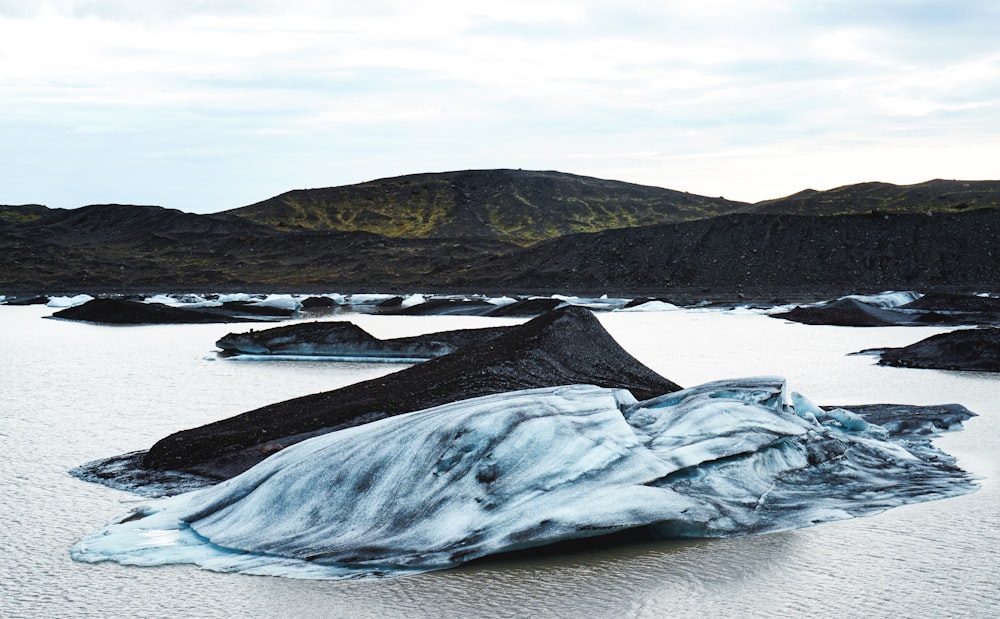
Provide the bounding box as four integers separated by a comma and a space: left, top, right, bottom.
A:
217, 293, 254, 303
144, 294, 220, 308
72, 380, 975, 580
47, 294, 93, 308
401, 294, 426, 308
252, 294, 301, 311
346, 293, 397, 305
616, 301, 680, 312
840, 291, 922, 308
486, 296, 518, 306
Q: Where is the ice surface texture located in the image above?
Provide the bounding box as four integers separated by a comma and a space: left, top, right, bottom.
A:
72, 379, 975, 580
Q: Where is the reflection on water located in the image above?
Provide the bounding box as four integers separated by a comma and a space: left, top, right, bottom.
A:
1, 305, 997, 618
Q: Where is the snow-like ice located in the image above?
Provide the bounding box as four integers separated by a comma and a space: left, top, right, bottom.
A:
616, 301, 680, 312
346, 293, 397, 305
251, 294, 301, 312
401, 294, 427, 308
143, 294, 221, 308
840, 291, 922, 308
46, 294, 93, 308
72, 379, 974, 580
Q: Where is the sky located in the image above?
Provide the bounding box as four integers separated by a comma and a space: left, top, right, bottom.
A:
2, 1, 999, 213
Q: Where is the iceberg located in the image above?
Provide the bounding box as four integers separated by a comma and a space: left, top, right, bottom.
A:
72, 379, 975, 580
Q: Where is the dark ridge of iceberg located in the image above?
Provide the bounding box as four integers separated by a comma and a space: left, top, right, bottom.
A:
51, 298, 265, 324
775, 293, 1000, 327
71, 380, 977, 580
78, 307, 682, 489
379, 297, 497, 316
773, 298, 931, 327
216, 321, 511, 361
830, 403, 976, 435
899, 292, 1000, 314
481, 297, 565, 317
873, 327, 1000, 372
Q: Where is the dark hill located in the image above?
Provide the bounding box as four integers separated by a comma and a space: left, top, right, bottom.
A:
226, 169, 751, 246
750, 179, 1000, 216
449, 209, 1000, 295
2, 171, 999, 297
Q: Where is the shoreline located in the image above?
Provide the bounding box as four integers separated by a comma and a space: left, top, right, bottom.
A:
3, 284, 996, 309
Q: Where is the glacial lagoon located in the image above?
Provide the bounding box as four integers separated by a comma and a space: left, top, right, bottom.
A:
1, 301, 998, 618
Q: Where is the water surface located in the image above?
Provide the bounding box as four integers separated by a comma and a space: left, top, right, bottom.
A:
1, 305, 997, 618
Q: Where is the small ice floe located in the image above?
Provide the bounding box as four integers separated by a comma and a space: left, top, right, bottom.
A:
615, 300, 680, 313
46, 294, 93, 308
72, 379, 975, 580
839, 291, 922, 308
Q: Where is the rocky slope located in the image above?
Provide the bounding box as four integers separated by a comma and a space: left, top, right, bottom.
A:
2, 172, 999, 297
449, 209, 1000, 296
750, 179, 1000, 216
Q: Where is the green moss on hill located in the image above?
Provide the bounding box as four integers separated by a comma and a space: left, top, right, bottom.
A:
227, 169, 751, 246
752, 180, 1000, 216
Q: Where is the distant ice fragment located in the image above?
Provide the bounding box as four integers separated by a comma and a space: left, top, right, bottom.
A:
72, 380, 975, 580
840, 291, 922, 308
400, 294, 426, 308
47, 294, 93, 308
616, 300, 680, 312
251, 294, 301, 312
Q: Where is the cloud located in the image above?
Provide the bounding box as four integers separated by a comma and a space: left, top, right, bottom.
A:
1, 1, 998, 210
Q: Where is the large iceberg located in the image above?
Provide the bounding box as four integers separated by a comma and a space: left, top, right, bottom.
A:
72, 379, 975, 579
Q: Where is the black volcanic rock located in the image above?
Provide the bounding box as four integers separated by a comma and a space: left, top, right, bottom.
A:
452, 209, 1000, 295
124, 307, 682, 484
51, 298, 261, 324
750, 179, 1000, 216
875, 328, 1000, 372
217, 321, 509, 359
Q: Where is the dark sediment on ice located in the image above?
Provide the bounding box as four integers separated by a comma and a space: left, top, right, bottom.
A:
774, 294, 1000, 327
485, 298, 565, 317
773, 298, 931, 326
873, 327, 1000, 372
379, 298, 497, 316
50, 298, 265, 324
830, 403, 977, 435
217, 321, 511, 359
80, 307, 683, 491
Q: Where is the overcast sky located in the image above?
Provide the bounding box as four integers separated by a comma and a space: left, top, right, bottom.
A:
2, 1, 998, 213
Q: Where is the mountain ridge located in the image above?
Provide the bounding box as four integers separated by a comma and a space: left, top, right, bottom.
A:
2, 170, 999, 298
225, 169, 751, 246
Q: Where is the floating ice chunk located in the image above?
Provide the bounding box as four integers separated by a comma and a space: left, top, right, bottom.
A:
840, 291, 922, 308
73, 380, 975, 580
347, 293, 397, 305
401, 294, 426, 308
217, 293, 254, 303
616, 301, 680, 312
251, 294, 301, 312
486, 296, 518, 306
47, 294, 93, 308
143, 294, 220, 308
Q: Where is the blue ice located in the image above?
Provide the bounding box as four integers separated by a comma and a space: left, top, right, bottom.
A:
72, 379, 974, 579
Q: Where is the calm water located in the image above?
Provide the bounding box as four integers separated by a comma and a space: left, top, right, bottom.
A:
1, 304, 998, 618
